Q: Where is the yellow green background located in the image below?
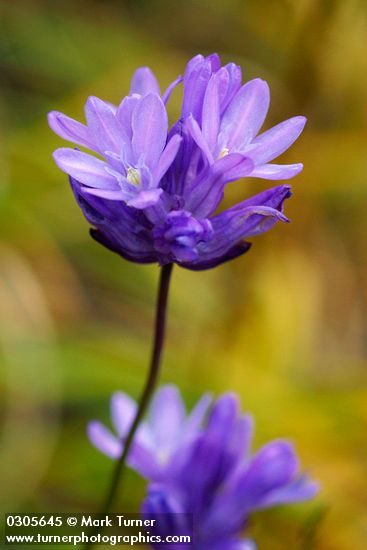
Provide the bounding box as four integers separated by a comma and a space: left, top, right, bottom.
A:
1, 1, 366, 548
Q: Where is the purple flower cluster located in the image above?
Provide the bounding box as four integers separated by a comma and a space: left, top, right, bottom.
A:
89, 386, 318, 549
88, 386, 211, 481
49, 54, 305, 270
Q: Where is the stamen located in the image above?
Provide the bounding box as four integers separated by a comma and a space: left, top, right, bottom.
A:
127, 167, 141, 185
218, 147, 229, 159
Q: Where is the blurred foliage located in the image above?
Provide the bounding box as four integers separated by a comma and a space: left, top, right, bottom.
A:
1, 0, 367, 548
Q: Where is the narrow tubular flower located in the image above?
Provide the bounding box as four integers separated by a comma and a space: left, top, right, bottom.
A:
141, 390, 319, 550
49, 53, 306, 270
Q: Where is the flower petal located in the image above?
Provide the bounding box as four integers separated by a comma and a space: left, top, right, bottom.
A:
186, 115, 214, 164
181, 241, 252, 271
142, 488, 198, 546
88, 415, 160, 478
186, 185, 291, 267
208, 52, 221, 71
220, 63, 242, 113
154, 134, 182, 182
184, 393, 212, 435
110, 392, 137, 437
162, 75, 183, 104
250, 116, 306, 165
202, 70, 226, 152
210, 202, 288, 243
219, 79, 270, 151
148, 385, 186, 452
224, 183, 292, 213
83, 188, 127, 200
185, 154, 254, 218
210, 188, 291, 241
182, 55, 213, 121
254, 475, 320, 510
126, 188, 163, 209
142, 487, 189, 527
87, 421, 121, 459
127, 443, 162, 480
237, 440, 300, 510
250, 163, 303, 180
116, 95, 139, 139
206, 394, 240, 442
90, 228, 157, 264
130, 67, 160, 96
53, 148, 119, 189
48, 111, 96, 150
85, 96, 125, 154
206, 440, 301, 532
228, 414, 254, 468
131, 94, 168, 168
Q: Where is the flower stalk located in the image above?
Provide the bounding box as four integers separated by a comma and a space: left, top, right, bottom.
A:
85, 263, 173, 549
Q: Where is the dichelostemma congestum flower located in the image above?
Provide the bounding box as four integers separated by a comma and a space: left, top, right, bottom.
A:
49, 53, 306, 269
89, 385, 319, 550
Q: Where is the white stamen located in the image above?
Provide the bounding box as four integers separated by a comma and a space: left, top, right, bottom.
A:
218, 147, 229, 159
127, 167, 141, 185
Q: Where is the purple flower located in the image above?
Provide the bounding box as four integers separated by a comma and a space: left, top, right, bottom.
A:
49, 54, 305, 269
49, 90, 182, 209
70, 177, 291, 269
182, 55, 305, 181
88, 385, 211, 481
88, 386, 318, 549
141, 392, 319, 550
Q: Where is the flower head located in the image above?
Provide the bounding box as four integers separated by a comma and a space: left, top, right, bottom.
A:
88, 385, 211, 481
89, 386, 318, 549
49, 91, 182, 209
141, 391, 319, 550
49, 54, 305, 269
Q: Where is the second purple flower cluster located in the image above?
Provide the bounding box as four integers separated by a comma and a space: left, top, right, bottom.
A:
89, 386, 318, 549
49, 53, 305, 270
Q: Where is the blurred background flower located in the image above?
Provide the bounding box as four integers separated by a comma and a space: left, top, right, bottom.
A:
141, 388, 318, 550
1, 1, 366, 548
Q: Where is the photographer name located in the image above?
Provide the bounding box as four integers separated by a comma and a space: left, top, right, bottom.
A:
80, 515, 156, 528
